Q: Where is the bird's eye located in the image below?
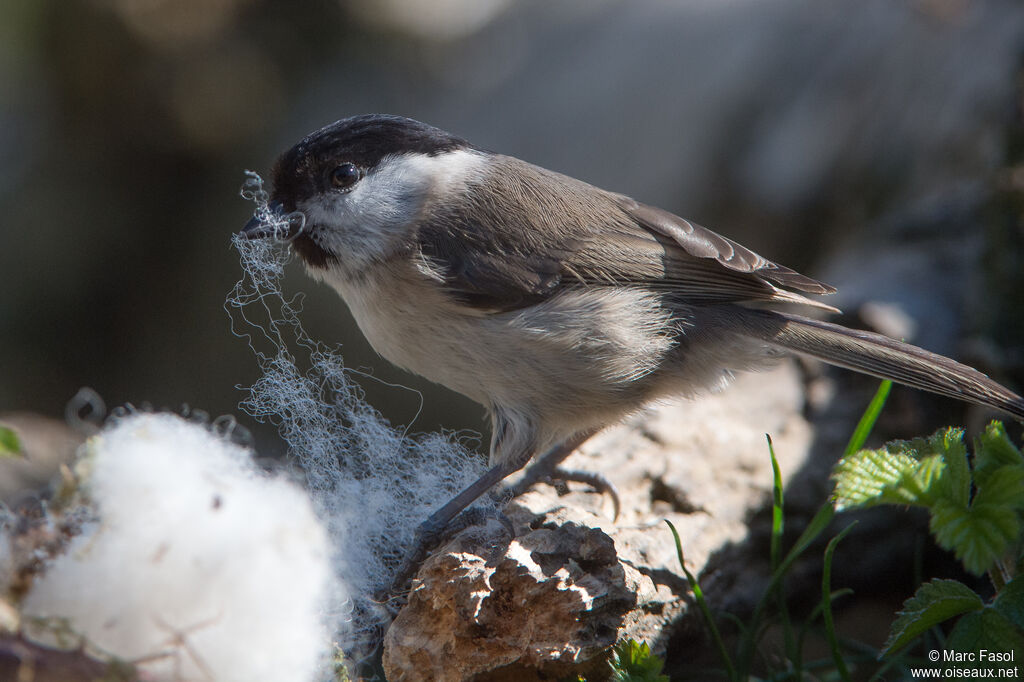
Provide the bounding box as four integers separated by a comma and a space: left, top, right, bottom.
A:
330, 163, 362, 189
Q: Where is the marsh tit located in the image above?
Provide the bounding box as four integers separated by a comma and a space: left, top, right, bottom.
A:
242, 114, 1024, 587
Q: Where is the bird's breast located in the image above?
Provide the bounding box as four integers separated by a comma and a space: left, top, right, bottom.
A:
322, 264, 497, 405
322, 264, 683, 428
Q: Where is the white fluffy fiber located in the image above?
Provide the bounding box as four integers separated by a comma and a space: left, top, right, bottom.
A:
230, 177, 493, 657
22, 412, 335, 682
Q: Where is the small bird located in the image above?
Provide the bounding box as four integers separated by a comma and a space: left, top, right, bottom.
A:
242, 114, 1024, 586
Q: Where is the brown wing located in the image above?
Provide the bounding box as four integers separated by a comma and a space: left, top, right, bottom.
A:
415, 157, 837, 313
615, 196, 836, 295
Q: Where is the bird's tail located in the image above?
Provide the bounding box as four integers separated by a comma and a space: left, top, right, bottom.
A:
738, 309, 1024, 420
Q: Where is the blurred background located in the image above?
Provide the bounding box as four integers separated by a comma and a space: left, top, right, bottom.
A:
1, 0, 1023, 458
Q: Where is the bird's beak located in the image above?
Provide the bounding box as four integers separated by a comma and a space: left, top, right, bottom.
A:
240, 200, 287, 240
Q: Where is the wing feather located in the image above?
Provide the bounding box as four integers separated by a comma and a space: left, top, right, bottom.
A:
414, 157, 837, 313
616, 197, 836, 295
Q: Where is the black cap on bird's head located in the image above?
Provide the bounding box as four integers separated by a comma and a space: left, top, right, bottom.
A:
242, 116, 469, 226
240, 115, 474, 266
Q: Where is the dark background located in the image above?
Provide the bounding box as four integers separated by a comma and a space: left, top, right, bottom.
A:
2, 0, 1023, 456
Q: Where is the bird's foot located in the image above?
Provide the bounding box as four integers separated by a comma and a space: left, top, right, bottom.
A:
511, 461, 621, 520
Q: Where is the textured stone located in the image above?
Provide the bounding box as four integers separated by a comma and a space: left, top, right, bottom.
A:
383, 363, 814, 681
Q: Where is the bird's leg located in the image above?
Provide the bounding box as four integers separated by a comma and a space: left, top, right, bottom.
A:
389, 427, 612, 596
508, 430, 595, 494
389, 459, 521, 595
509, 428, 621, 518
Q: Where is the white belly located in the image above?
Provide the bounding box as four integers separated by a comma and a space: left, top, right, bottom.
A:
323, 264, 680, 429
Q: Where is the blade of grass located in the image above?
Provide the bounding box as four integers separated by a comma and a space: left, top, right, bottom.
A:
795, 651, 880, 675
822, 522, 857, 682
667, 519, 737, 681
738, 382, 887, 676
844, 380, 892, 457
868, 648, 919, 682
769, 434, 784, 570
739, 502, 836, 673
796, 587, 855, 666
767, 435, 798, 675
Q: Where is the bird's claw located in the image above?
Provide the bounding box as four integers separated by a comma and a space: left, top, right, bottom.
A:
512, 462, 622, 520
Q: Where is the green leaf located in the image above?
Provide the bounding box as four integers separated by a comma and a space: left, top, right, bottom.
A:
974, 421, 1024, 491
934, 427, 970, 507
0, 425, 23, 458
930, 499, 1020, 575
992, 576, 1024, 630
882, 579, 984, 656
608, 640, 669, 682
833, 427, 975, 511
947, 608, 1024, 667
973, 465, 1024, 511
832, 447, 945, 510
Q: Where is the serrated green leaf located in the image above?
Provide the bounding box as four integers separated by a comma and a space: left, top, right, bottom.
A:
882, 579, 984, 656
992, 576, 1024, 630
979, 421, 1023, 466
0, 425, 23, 458
832, 447, 944, 510
608, 640, 669, 682
931, 499, 1020, 575
915, 454, 950, 499
973, 465, 1024, 511
935, 427, 966, 453
936, 427, 970, 507
975, 421, 1024, 492
947, 608, 1024, 667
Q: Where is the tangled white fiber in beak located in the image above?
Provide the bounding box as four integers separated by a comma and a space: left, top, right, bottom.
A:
226, 172, 493, 661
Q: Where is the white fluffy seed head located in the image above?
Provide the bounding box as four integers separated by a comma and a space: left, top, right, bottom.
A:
22, 413, 336, 682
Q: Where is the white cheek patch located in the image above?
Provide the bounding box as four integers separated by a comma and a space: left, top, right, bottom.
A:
392, 147, 490, 190
299, 148, 488, 271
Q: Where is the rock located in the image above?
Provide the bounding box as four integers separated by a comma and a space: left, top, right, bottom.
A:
383, 523, 634, 681
383, 362, 814, 681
